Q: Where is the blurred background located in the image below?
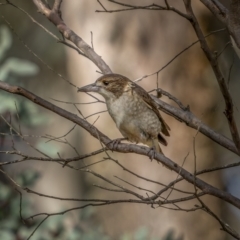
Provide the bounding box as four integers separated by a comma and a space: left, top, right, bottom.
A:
0, 0, 240, 239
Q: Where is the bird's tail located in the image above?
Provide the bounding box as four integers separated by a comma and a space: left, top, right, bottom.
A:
157, 133, 167, 146
152, 139, 171, 169
154, 139, 164, 154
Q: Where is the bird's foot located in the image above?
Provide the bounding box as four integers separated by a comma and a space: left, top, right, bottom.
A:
147, 147, 157, 161
107, 138, 127, 151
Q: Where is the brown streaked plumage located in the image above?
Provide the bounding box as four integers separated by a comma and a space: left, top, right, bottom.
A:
78, 73, 170, 154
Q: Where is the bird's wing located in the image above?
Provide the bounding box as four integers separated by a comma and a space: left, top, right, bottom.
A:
131, 82, 170, 136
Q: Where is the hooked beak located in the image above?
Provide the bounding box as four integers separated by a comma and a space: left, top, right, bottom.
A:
77, 83, 100, 93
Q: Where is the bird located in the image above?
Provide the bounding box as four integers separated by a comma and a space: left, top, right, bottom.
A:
78, 73, 170, 156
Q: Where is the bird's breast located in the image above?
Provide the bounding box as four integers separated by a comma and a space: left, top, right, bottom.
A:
106, 92, 162, 142
106, 95, 128, 128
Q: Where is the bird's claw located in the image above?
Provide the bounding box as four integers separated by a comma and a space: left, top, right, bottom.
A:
107, 138, 127, 151
147, 147, 157, 161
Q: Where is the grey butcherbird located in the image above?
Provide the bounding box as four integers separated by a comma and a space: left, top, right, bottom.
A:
78, 73, 170, 155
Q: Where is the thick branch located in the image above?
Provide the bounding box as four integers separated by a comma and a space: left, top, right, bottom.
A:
183, 1, 240, 153
0, 81, 240, 209
227, 0, 240, 48
200, 0, 240, 48
32, 0, 111, 74
153, 97, 238, 155
200, 0, 227, 24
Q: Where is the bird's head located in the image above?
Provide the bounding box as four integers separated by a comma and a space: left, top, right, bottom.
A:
78, 74, 132, 100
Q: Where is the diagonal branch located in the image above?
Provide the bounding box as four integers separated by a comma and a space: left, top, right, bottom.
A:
200, 0, 227, 24
32, 0, 111, 74
153, 96, 238, 155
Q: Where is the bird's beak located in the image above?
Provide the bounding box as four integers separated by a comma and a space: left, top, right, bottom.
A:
77, 83, 100, 93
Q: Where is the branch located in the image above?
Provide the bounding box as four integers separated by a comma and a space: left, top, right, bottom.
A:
96, 0, 190, 19
197, 197, 240, 239
32, 0, 111, 74
200, 0, 227, 24
0, 81, 240, 209
153, 96, 238, 155
200, 0, 240, 48
183, 1, 240, 153
227, 0, 240, 48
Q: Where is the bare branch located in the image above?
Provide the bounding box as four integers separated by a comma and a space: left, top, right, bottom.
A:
200, 0, 240, 49
96, 0, 190, 19
183, 1, 240, 153
1, 14, 77, 88
197, 197, 240, 239
134, 28, 226, 83
6, 1, 59, 40
32, 0, 112, 74
27, 216, 49, 240
200, 0, 227, 24
153, 96, 238, 155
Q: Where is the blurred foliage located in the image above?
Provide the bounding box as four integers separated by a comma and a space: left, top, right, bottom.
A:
36, 140, 61, 158
0, 25, 46, 128
0, 26, 39, 80
0, 169, 108, 240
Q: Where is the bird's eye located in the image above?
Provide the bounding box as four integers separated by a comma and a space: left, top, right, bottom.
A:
103, 81, 109, 86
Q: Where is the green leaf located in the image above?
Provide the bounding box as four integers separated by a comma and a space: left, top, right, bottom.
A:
0, 25, 12, 61
0, 58, 39, 81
